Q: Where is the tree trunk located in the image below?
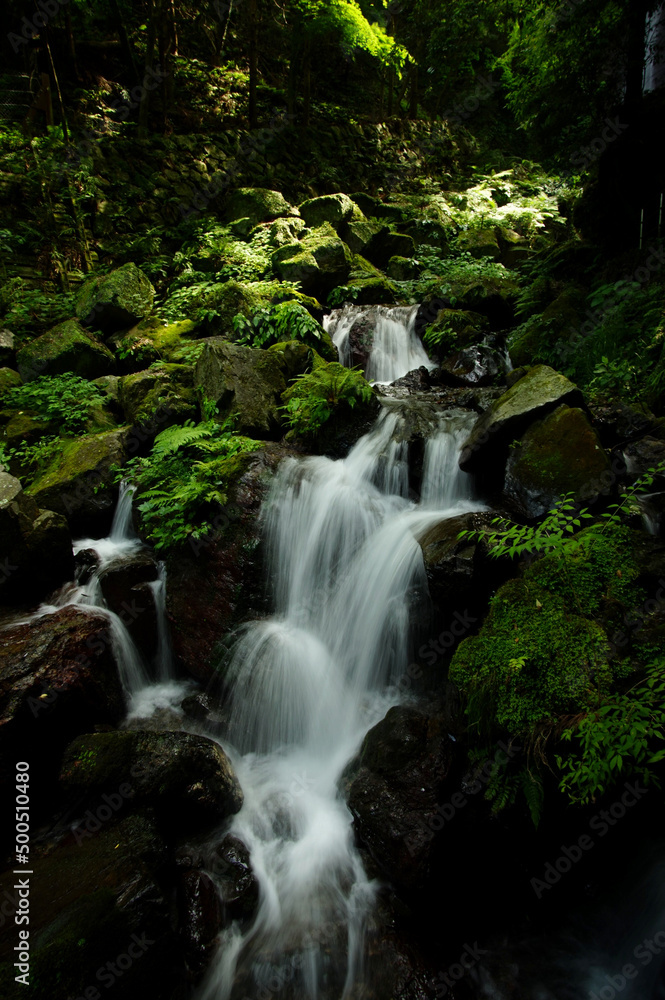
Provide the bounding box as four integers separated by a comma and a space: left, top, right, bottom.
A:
409, 60, 418, 119
138, 0, 157, 138
214, 0, 234, 65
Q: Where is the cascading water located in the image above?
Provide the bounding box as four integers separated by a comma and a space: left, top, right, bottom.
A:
199, 388, 482, 998
325, 304, 434, 384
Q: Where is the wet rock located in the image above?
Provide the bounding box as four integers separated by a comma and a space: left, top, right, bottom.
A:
589, 400, 658, 447
27, 428, 129, 535
195, 338, 287, 438
439, 344, 507, 387
213, 834, 260, 924
623, 435, 665, 480
16, 319, 116, 382
119, 364, 198, 434
0, 472, 74, 604
344, 706, 456, 892
503, 405, 612, 518
418, 510, 498, 609
98, 551, 161, 657
178, 869, 223, 974
76, 262, 155, 333
60, 729, 243, 830
459, 365, 584, 481
0, 815, 180, 1000
0, 606, 124, 797
74, 546, 100, 584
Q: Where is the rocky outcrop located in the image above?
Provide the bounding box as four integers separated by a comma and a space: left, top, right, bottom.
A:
344, 706, 456, 892
503, 404, 611, 518
224, 187, 298, 227
98, 550, 161, 659
439, 343, 508, 388
195, 338, 288, 438
459, 365, 585, 480
273, 223, 353, 299
76, 262, 156, 333
27, 428, 129, 534
0, 472, 74, 604
60, 729, 243, 830
119, 364, 198, 433
16, 319, 116, 382
299, 192, 356, 229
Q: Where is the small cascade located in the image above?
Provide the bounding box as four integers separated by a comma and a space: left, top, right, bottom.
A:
325, 304, 434, 384
200, 401, 484, 1000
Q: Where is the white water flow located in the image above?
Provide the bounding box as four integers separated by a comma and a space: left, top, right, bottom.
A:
201, 405, 483, 1000
31, 482, 183, 708
325, 304, 434, 383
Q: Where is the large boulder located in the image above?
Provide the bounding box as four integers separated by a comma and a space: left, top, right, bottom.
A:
195, 338, 287, 438
0, 606, 124, 796
418, 510, 500, 611
344, 706, 456, 892
0, 366, 21, 394
273, 223, 353, 299
97, 550, 161, 659
439, 343, 508, 388
344, 255, 397, 305
224, 187, 297, 227
504, 405, 612, 518
0, 472, 74, 604
76, 262, 155, 333
27, 428, 129, 534
60, 730, 243, 829
16, 319, 116, 382
364, 230, 415, 270
299, 193, 355, 229
0, 815, 178, 1000
459, 365, 585, 480
118, 364, 198, 433
0, 328, 15, 366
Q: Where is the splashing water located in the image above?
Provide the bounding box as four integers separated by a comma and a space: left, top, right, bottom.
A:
325, 304, 434, 384
200, 401, 483, 1000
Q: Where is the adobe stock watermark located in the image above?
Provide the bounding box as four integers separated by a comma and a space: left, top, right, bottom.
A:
432, 941, 488, 998
569, 117, 629, 173
531, 780, 648, 898
8, 0, 70, 53
589, 931, 665, 1000
68, 932, 155, 998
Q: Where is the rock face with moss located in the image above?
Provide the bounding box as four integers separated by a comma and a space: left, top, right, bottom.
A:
504, 405, 611, 518
195, 338, 288, 438
459, 365, 585, 480
0, 472, 74, 604
60, 730, 243, 829
76, 262, 155, 333
0, 367, 21, 393
16, 319, 116, 382
273, 223, 353, 299
299, 193, 355, 229
224, 187, 297, 227
119, 364, 198, 432
27, 428, 129, 533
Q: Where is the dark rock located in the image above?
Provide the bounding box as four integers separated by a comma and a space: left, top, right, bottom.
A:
212, 834, 260, 924
74, 546, 100, 584
503, 405, 612, 518
76, 262, 155, 333
364, 230, 415, 270
623, 435, 665, 480
0, 606, 124, 802
439, 344, 507, 388
195, 338, 287, 438
344, 706, 456, 892
0, 472, 74, 604
16, 319, 116, 382
119, 364, 198, 435
98, 550, 160, 611
459, 365, 585, 481
60, 729, 243, 830
588, 400, 658, 448
418, 510, 498, 609
0, 328, 15, 366
177, 869, 223, 974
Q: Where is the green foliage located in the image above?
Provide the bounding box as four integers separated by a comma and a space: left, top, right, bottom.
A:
1, 374, 105, 434
394, 247, 518, 304
174, 223, 273, 283
232, 301, 325, 350
0, 279, 75, 332
281, 359, 374, 437
327, 284, 362, 308
119, 418, 262, 549
557, 659, 665, 805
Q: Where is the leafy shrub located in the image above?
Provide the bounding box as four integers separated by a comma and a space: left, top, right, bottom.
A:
119, 418, 262, 549
281, 358, 374, 437
0, 279, 75, 332
232, 301, 326, 350
1, 374, 105, 434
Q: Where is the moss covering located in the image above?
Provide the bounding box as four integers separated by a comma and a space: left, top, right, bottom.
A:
299, 193, 356, 229
224, 187, 297, 226
76, 262, 155, 333
0, 367, 22, 394
16, 319, 116, 383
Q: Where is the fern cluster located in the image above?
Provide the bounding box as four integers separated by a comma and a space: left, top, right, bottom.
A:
1, 374, 105, 434
232, 300, 326, 351
119, 418, 262, 549
280, 358, 374, 437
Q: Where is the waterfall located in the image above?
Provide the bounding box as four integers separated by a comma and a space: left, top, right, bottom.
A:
200, 398, 483, 1000
325, 304, 434, 384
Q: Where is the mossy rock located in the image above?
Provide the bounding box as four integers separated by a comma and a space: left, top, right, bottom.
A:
108, 317, 198, 372
299, 193, 355, 229
0, 815, 176, 1000
267, 340, 316, 377
456, 226, 502, 260
350, 193, 405, 222
449, 577, 613, 733
508, 285, 587, 368
2, 411, 55, 448
195, 338, 288, 438
341, 254, 397, 305
386, 255, 421, 281
273, 223, 353, 299
27, 428, 128, 531
364, 230, 415, 270
425, 308, 490, 358
459, 365, 585, 478
267, 216, 306, 247
0, 367, 22, 394
224, 187, 297, 227
76, 262, 155, 334
61, 730, 243, 828
504, 405, 611, 518
118, 364, 198, 431
339, 211, 384, 255
16, 319, 116, 382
